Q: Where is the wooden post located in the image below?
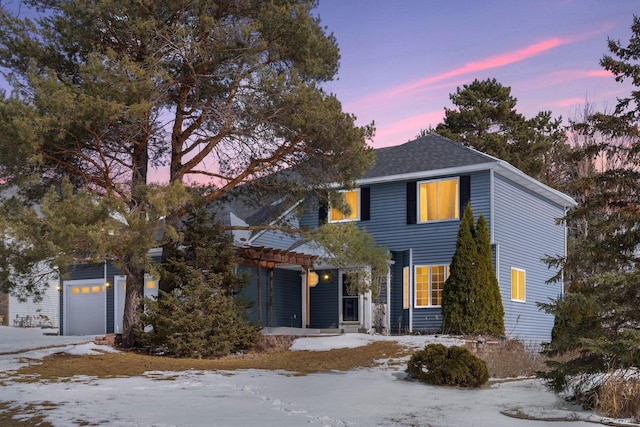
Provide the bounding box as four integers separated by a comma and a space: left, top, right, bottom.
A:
268, 268, 274, 327
257, 261, 262, 325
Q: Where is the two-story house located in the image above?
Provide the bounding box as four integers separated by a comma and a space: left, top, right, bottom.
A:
57, 133, 576, 344
240, 133, 576, 343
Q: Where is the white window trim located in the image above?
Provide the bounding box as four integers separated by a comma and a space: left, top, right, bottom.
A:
329, 188, 361, 223
413, 264, 448, 308
417, 177, 460, 224
511, 267, 526, 302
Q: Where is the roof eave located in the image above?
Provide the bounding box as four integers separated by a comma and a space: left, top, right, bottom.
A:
493, 161, 577, 208
355, 161, 499, 186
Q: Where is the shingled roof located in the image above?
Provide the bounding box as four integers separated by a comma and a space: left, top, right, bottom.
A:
359, 133, 575, 208
363, 133, 493, 179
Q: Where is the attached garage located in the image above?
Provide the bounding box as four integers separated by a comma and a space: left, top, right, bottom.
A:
63, 278, 107, 336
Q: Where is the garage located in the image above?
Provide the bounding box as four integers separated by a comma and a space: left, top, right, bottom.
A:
63, 279, 107, 336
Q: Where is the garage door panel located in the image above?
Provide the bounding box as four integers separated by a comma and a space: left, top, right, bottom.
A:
64, 279, 106, 336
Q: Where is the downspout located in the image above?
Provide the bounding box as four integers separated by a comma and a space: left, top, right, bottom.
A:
409, 248, 413, 333
562, 206, 569, 299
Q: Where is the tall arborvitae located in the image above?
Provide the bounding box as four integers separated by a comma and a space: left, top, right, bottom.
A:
475, 214, 505, 336
442, 203, 479, 334
138, 203, 260, 358
442, 205, 505, 336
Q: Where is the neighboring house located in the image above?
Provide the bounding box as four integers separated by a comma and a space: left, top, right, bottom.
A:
1, 186, 59, 329
1, 278, 59, 328
55, 133, 576, 344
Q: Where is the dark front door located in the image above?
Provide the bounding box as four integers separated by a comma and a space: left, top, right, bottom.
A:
341, 273, 359, 322
390, 250, 411, 334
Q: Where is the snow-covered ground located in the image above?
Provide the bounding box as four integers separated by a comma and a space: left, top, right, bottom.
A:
0, 326, 634, 426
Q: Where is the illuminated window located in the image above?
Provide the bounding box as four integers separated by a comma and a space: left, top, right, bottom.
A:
414, 265, 449, 307
81, 286, 90, 294
402, 267, 410, 309
146, 280, 157, 289
91, 286, 100, 293
418, 178, 459, 222
431, 265, 446, 306
71, 287, 80, 295
511, 268, 525, 301
329, 189, 359, 222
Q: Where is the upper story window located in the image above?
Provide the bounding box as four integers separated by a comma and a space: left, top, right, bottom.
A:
511, 267, 526, 302
329, 189, 360, 222
418, 178, 459, 223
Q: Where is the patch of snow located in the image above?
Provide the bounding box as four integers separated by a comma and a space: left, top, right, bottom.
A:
0, 327, 634, 426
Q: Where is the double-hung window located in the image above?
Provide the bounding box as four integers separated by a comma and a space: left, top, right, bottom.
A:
330, 189, 359, 222
511, 268, 525, 302
418, 178, 459, 222
414, 264, 449, 307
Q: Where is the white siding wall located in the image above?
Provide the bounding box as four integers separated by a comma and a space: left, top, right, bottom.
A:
8, 278, 59, 328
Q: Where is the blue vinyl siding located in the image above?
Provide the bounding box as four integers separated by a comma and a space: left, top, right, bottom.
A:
309, 269, 339, 329
389, 250, 410, 334
241, 266, 303, 327
271, 269, 302, 328
252, 214, 300, 250
493, 173, 565, 344
358, 172, 491, 334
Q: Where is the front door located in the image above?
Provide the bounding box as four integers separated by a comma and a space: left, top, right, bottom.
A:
341, 273, 359, 322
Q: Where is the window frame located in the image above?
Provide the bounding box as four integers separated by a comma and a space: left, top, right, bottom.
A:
511, 267, 526, 302
417, 177, 460, 223
414, 264, 449, 308
329, 188, 360, 223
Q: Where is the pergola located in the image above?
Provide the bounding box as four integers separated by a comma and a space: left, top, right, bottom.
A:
236, 246, 318, 327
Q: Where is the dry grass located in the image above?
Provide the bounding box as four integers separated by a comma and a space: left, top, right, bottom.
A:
595, 375, 640, 421
0, 402, 55, 426
11, 340, 411, 382
471, 340, 547, 379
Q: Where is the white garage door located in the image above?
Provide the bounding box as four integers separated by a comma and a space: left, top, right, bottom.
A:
63, 279, 106, 336
114, 275, 158, 334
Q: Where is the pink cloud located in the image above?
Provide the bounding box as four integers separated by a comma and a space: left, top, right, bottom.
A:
554, 97, 586, 108
348, 24, 616, 113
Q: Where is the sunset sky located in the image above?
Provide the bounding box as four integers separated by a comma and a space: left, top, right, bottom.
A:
314, 0, 639, 148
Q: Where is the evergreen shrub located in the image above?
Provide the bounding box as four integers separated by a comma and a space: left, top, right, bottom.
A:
407, 343, 489, 387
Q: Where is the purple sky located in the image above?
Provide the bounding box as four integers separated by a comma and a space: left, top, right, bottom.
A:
314, 0, 639, 148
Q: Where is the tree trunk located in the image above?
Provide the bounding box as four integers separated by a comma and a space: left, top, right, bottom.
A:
120, 264, 145, 348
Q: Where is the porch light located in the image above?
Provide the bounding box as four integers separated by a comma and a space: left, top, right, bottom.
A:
307, 272, 319, 287
321, 271, 332, 282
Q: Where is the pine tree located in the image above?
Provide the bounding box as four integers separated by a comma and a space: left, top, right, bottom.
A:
434, 78, 564, 184
538, 16, 640, 408
138, 203, 260, 358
